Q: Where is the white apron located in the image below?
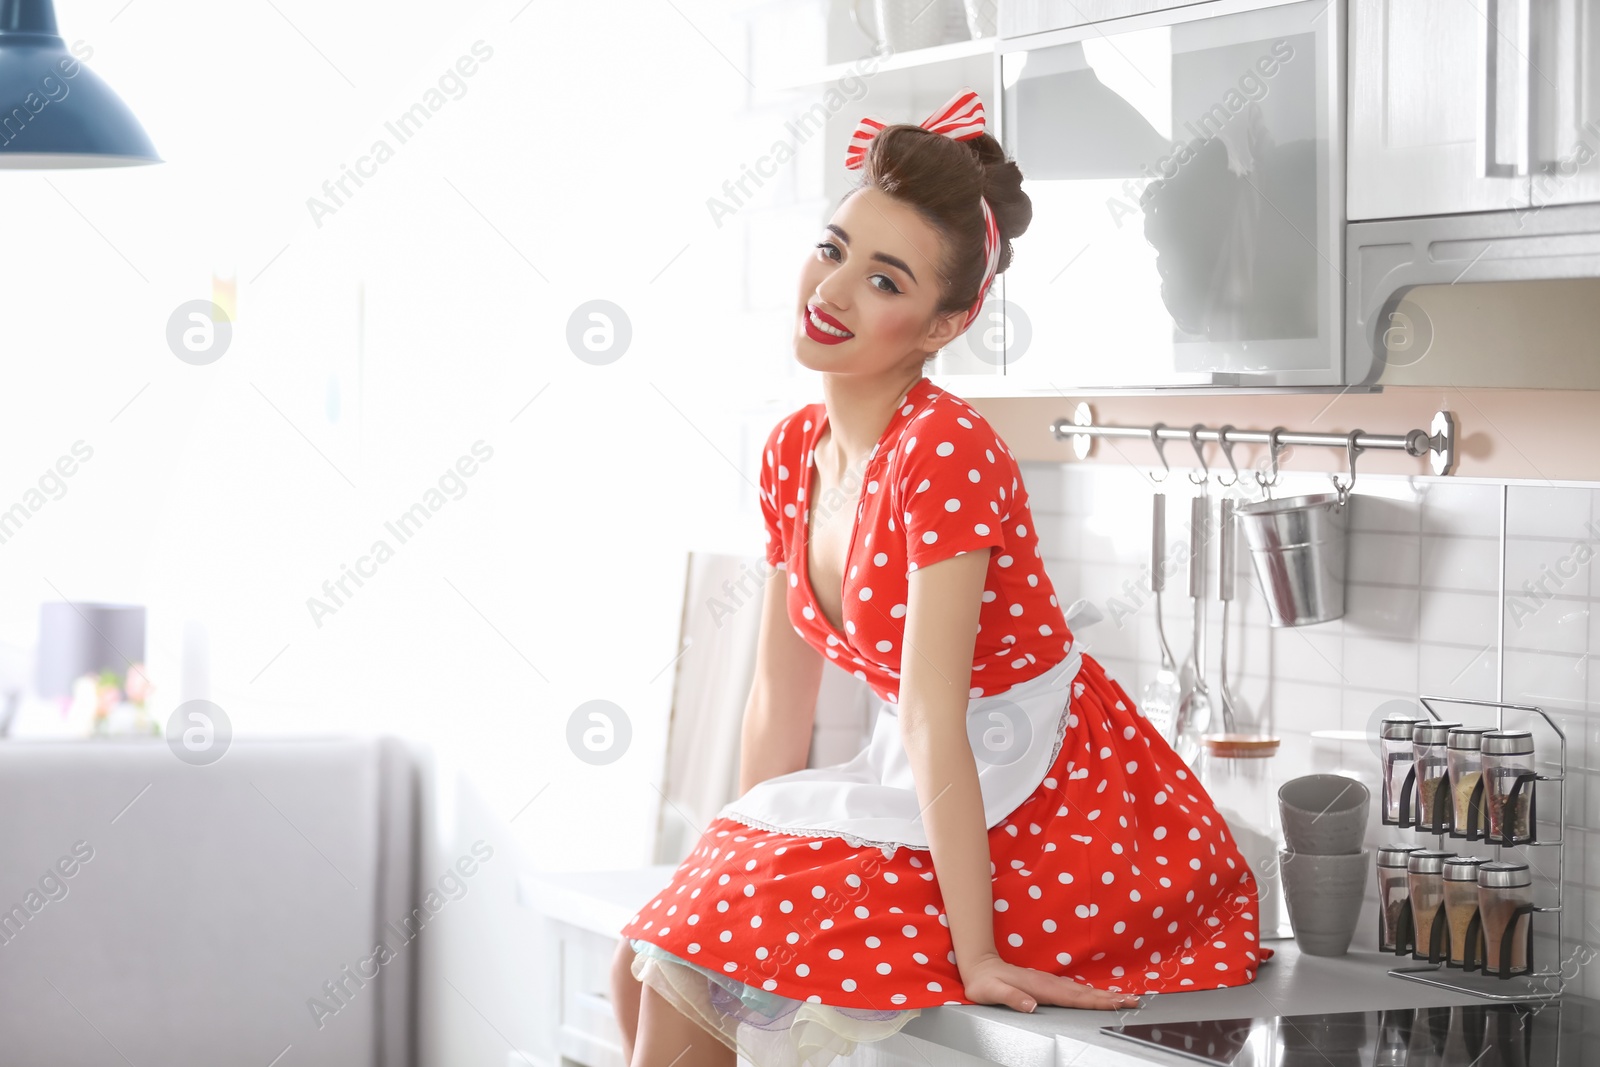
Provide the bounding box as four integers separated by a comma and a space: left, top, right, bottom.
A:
719, 598, 1106, 859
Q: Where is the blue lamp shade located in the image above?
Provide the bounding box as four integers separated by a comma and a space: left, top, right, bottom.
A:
0, 0, 159, 168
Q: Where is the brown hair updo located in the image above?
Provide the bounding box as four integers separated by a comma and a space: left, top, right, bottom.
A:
845, 120, 1032, 328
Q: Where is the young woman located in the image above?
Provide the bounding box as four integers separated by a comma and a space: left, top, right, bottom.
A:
610, 88, 1265, 1067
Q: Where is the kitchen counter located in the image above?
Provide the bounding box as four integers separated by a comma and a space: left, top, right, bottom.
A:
904, 921, 1567, 1066
521, 866, 1591, 1066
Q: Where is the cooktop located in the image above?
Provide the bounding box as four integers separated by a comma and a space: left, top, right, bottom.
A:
1101, 999, 1600, 1065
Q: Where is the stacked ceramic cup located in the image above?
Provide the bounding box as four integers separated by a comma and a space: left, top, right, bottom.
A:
1277, 774, 1372, 956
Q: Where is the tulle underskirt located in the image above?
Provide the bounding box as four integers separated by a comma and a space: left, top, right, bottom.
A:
629, 938, 920, 1067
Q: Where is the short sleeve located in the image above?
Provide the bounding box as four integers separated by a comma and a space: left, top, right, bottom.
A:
758, 417, 789, 569
893, 405, 1014, 571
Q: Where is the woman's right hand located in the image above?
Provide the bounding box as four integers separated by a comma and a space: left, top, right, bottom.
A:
961, 952, 1142, 1013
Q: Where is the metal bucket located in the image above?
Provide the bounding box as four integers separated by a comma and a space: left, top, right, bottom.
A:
1234, 492, 1348, 627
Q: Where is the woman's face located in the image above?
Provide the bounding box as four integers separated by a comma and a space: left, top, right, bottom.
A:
794, 185, 966, 376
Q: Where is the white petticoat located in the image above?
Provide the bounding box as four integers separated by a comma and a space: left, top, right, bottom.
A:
630, 938, 920, 1067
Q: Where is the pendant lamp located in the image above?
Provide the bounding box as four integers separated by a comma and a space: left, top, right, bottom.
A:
0, 0, 159, 168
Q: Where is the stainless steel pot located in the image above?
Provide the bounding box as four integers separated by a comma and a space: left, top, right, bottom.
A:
1234, 491, 1348, 627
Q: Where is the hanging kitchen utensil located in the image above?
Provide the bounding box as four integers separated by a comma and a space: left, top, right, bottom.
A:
1172, 429, 1214, 765
1235, 429, 1359, 627
1217, 495, 1243, 733
1172, 426, 1207, 710
1138, 425, 1182, 742
1174, 491, 1215, 765
1141, 488, 1182, 743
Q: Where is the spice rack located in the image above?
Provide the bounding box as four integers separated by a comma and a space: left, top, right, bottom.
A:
1386, 695, 1567, 1001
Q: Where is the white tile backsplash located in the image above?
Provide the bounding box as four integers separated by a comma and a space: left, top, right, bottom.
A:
1343, 583, 1421, 640
1420, 533, 1502, 592
1504, 591, 1590, 655
1504, 535, 1596, 610
1506, 649, 1590, 710
1344, 636, 1422, 693
1505, 485, 1596, 540
1023, 460, 1600, 994
1348, 532, 1422, 586
1420, 481, 1503, 538
1418, 589, 1499, 647
1349, 491, 1424, 534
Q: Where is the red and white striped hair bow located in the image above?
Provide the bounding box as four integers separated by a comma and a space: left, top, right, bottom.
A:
844, 86, 1001, 331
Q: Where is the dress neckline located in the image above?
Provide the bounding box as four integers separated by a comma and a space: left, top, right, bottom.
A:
798, 376, 928, 643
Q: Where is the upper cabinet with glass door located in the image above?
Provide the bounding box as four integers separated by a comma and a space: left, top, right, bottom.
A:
976, 0, 1355, 391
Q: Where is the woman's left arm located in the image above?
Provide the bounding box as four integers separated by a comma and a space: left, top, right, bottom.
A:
901, 550, 1139, 1013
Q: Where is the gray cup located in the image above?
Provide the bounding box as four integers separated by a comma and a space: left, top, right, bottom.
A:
1279, 847, 1371, 956
1279, 773, 1370, 854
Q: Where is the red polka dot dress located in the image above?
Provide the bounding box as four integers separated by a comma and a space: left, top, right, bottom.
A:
620, 377, 1263, 1064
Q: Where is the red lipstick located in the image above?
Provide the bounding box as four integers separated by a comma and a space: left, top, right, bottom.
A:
802, 303, 854, 345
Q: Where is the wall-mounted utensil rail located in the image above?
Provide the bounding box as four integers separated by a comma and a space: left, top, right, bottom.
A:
1050, 404, 1458, 491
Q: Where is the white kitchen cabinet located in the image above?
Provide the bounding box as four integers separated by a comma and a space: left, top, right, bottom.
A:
1526, 0, 1600, 208
1348, 0, 1600, 220
993, 0, 1354, 388
1347, 0, 1531, 219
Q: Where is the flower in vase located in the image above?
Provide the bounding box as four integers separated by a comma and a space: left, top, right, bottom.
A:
94, 670, 121, 719
125, 663, 153, 708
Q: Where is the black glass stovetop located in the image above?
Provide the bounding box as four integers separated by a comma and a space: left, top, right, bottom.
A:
1102, 999, 1600, 1065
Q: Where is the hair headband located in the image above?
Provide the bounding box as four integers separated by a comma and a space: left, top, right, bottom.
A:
844, 86, 1001, 331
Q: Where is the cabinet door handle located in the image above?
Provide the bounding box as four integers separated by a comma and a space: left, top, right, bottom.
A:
1481, 0, 1533, 178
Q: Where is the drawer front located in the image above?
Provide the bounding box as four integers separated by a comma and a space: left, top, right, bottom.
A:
557, 925, 626, 1067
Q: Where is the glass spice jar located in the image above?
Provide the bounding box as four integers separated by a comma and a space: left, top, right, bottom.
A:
1446, 728, 1492, 838
1477, 861, 1534, 977
1481, 731, 1537, 844
1441, 855, 1487, 967
1381, 716, 1428, 825
1406, 850, 1453, 961
1377, 845, 1423, 952
1411, 721, 1461, 832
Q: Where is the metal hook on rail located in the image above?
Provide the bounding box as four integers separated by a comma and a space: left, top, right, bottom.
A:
1215, 424, 1241, 487
1254, 426, 1287, 496
1187, 423, 1209, 486
1148, 422, 1171, 483
1331, 429, 1363, 505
